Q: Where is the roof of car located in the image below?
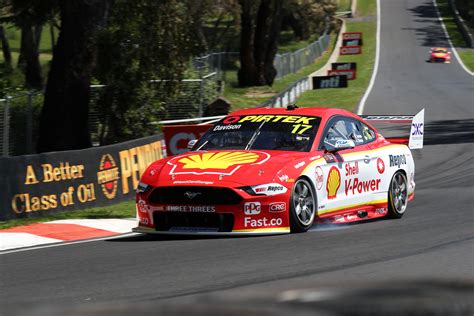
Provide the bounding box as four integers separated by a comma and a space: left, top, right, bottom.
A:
229, 106, 358, 120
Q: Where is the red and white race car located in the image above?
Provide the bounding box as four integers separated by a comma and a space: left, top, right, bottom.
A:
429, 47, 451, 63
134, 107, 424, 235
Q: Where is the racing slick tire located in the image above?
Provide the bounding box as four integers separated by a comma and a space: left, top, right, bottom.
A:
290, 178, 317, 233
388, 171, 408, 219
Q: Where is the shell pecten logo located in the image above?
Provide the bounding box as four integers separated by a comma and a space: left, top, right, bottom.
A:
169, 151, 269, 175
179, 152, 259, 169
326, 166, 341, 199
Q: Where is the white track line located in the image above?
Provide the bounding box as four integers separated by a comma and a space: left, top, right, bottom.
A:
432, 0, 474, 76
357, 0, 381, 115
0, 232, 140, 255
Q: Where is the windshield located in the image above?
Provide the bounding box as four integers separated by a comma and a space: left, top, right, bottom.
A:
433, 49, 447, 53
194, 114, 321, 152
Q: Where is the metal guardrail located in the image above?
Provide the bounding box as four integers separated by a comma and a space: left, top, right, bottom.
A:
447, 0, 474, 48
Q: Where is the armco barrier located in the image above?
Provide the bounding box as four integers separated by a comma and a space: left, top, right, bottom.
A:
0, 134, 166, 221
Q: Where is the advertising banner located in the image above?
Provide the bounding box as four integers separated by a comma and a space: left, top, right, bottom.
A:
342, 39, 363, 46
162, 124, 212, 156
331, 62, 357, 70
327, 69, 357, 80
342, 32, 363, 40
312, 75, 348, 89
340, 46, 362, 55
0, 135, 166, 220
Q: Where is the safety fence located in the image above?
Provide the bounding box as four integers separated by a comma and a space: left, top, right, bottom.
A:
0, 72, 219, 157
257, 77, 311, 108
447, 0, 474, 48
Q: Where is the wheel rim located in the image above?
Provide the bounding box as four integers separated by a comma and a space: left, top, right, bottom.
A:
391, 173, 408, 214
292, 180, 316, 226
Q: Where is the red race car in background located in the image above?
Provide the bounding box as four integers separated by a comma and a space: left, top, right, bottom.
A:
134, 107, 424, 235
429, 47, 451, 63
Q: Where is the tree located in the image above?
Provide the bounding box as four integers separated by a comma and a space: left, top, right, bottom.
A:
0, 25, 12, 70
17, 24, 43, 89
94, 0, 201, 144
37, 0, 109, 152
238, 0, 283, 87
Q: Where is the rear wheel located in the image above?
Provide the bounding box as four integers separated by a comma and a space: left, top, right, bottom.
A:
388, 171, 408, 218
290, 178, 316, 233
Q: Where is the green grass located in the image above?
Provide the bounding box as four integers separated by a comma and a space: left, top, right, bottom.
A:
224, 33, 338, 110
356, 0, 377, 16
296, 19, 376, 111
337, 0, 352, 12
0, 200, 135, 230
436, 0, 474, 72
4, 25, 55, 54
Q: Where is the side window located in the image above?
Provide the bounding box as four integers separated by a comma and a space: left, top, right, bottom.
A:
360, 123, 376, 143
345, 119, 364, 145
324, 119, 350, 144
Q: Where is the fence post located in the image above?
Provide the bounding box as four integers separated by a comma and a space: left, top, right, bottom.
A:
26, 91, 33, 154
198, 68, 204, 117
2, 95, 11, 156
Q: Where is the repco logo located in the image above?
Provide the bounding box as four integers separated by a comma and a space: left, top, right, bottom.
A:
97, 154, 119, 199
389, 154, 406, 168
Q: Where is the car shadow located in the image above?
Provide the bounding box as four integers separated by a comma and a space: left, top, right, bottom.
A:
107, 232, 272, 242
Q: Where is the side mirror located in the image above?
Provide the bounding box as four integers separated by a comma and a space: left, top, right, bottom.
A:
324, 139, 355, 152
187, 139, 197, 150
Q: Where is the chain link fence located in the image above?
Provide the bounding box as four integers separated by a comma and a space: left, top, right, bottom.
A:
1, 32, 330, 156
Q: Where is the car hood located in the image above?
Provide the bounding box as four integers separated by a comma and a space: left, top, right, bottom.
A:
143, 150, 309, 187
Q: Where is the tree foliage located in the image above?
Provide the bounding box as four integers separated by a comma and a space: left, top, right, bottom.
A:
94, 0, 202, 144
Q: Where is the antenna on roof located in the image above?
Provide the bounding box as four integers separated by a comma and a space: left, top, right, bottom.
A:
287, 104, 298, 110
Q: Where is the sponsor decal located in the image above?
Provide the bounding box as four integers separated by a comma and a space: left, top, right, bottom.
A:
269, 202, 286, 213
253, 183, 288, 196
323, 153, 337, 163
327, 69, 356, 80
278, 174, 289, 182
312, 75, 348, 89
97, 154, 119, 199
166, 205, 216, 212
340, 46, 362, 55
168, 151, 269, 175
342, 32, 363, 40
377, 158, 385, 174
412, 123, 423, 136
222, 115, 316, 125
310, 155, 321, 161
346, 214, 358, 220
345, 161, 359, 176
149, 168, 157, 176
334, 215, 345, 223
342, 38, 363, 46
137, 199, 149, 213
244, 217, 283, 228
375, 207, 388, 215
244, 202, 261, 215
345, 178, 381, 195
213, 124, 241, 131
389, 154, 406, 168
294, 161, 306, 169
331, 62, 357, 70
173, 180, 214, 185
326, 167, 341, 199
315, 166, 324, 190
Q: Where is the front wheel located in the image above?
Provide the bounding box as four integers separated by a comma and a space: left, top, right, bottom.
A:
388, 171, 408, 218
290, 178, 317, 233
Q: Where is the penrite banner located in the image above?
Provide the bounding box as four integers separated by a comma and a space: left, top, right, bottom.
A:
0, 135, 166, 220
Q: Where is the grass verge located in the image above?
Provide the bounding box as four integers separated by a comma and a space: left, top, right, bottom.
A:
296, 0, 376, 111
0, 201, 135, 230
436, 0, 474, 72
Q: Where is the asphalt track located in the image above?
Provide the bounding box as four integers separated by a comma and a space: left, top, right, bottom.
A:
1, 0, 473, 314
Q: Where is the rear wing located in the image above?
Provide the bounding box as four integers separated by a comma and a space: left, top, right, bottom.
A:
361, 109, 424, 149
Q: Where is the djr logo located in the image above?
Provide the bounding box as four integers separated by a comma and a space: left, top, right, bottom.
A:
412, 123, 423, 136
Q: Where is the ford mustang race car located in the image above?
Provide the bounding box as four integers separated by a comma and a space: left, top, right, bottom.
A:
429, 47, 451, 63
133, 107, 424, 234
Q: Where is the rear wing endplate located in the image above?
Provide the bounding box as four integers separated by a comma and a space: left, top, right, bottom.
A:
361, 109, 424, 149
